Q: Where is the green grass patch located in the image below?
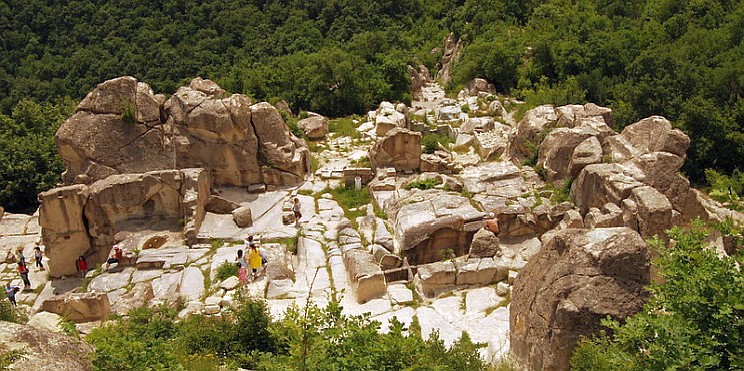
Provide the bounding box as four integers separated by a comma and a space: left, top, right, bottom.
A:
422, 132, 454, 154
349, 156, 371, 168
405, 177, 442, 190
209, 239, 224, 250
328, 115, 362, 138
327, 184, 371, 222
214, 260, 237, 282
266, 236, 299, 255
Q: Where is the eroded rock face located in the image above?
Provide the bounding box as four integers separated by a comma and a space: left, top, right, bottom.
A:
57, 77, 171, 185
0, 321, 94, 371
369, 128, 422, 171
56, 76, 310, 187
510, 228, 650, 371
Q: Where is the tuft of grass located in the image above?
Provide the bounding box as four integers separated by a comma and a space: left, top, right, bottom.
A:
209, 239, 224, 250
349, 156, 371, 168
120, 98, 136, 125
328, 115, 362, 138
327, 184, 371, 223
215, 260, 238, 282
405, 177, 441, 190
266, 236, 299, 255
422, 132, 454, 154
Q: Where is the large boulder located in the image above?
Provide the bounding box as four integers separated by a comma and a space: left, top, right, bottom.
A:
538, 128, 598, 183
57, 76, 171, 184
56, 76, 310, 188
41, 291, 112, 323
387, 189, 485, 265
619, 116, 689, 157
297, 114, 329, 139
510, 228, 650, 371
507, 105, 557, 161
368, 128, 422, 171
0, 321, 94, 370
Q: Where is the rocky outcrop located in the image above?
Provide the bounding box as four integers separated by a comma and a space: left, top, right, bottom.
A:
56, 76, 310, 187
435, 32, 463, 85
409, 65, 433, 101
510, 228, 650, 371
386, 189, 485, 265
39, 169, 210, 276
373, 101, 407, 137
369, 128, 422, 171
297, 114, 329, 139
0, 321, 94, 371
38, 184, 91, 277
41, 291, 112, 323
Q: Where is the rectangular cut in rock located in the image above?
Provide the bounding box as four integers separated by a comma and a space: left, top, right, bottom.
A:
343, 249, 386, 303
414, 261, 456, 298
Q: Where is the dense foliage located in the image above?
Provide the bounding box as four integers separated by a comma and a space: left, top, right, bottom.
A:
570, 222, 744, 370
1, 0, 743, 211
86, 296, 488, 370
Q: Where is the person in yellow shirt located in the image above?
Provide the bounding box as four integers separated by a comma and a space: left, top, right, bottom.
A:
247, 243, 263, 280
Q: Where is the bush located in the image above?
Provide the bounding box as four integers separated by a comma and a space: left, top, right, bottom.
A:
0, 300, 21, 323
328, 184, 371, 222
404, 178, 441, 190
215, 260, 238, 282
421, 133, 454, 154
328, 116, 362, 139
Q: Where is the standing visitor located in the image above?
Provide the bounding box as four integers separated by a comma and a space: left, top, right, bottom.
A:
17, 262, 31, 289
5, 283, 19, 306
248, 244, 263, 280
75, 256, 88, 278
34, 246, 44, 271
292, 198, 302, 227
16, 248, 26, 265
237, 261, 248, 286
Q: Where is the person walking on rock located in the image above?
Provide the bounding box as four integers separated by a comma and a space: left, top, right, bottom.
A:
17, 262, 31, 289
34, 246, 44, 271
236, 249, 248, 286
76, 255, 88, 278
5, 283, 20, 306
292, 197, 302, 227
248, 243, 263, 281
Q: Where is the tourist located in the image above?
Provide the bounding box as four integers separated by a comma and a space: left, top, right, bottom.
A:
485, 212, 500, 235
17, 262, 31, 289
76, 255, 88, 278
248, 243, 263, 280
16, 248, 26, 265
5, 283, 19, 306
237, 261, 248, 286
105, 245, 123, 270
292, 197, 302, 227
34, 246, 44, 271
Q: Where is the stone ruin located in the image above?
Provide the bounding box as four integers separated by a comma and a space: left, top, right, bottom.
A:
40, 76, 311, 277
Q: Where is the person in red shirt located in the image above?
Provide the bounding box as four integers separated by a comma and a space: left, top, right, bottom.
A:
17, 262, 31, 289
105, 245, 123, 270
75, 256, 88, 278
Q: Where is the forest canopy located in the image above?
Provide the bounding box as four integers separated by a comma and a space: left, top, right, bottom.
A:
0, 0, 743, 211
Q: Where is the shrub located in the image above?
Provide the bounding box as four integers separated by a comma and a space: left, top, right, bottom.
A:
404, 178, 441, 190
215, 260, 238, 282
120, 99, 136, 125
328, 116, 362, 138
0, 300, 21, 323
421, 133, 454, 154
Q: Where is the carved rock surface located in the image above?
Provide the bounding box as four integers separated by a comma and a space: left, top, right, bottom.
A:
368, 127, 421, 171
41, 291, 112, 323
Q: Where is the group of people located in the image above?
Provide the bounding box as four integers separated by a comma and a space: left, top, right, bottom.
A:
5, 245, 44, 306
235, 235, 268, 286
